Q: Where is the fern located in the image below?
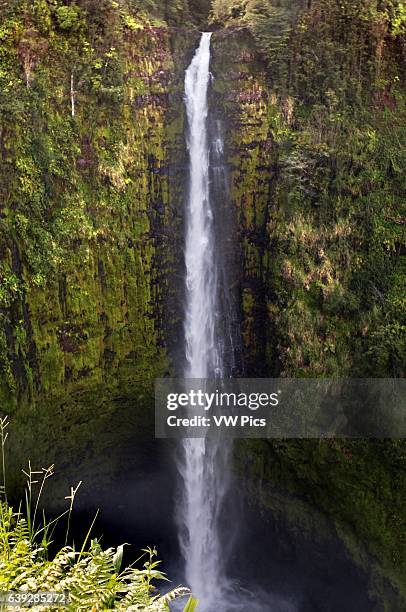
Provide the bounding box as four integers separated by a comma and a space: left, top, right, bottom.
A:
0, 427, 195, 611
0, 508, 194, 611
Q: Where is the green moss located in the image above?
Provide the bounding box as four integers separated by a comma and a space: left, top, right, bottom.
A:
212, 14, 405, 606
1, 3, 404, 607
0, 3, 195, 496
236, 438, 405, 606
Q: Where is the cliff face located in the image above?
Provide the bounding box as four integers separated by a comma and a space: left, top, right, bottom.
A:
211, 29, 276, 375
0, 2, 200, 488
209, 4, 405, 603
212, 4, 405, 379
0, 0, 405, 607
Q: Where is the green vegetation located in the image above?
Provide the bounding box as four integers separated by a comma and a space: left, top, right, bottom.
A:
0, 0, 194, 497
0, 417, 197, 610
211, 0, 405, 377
0, 0, 405, 608
0, 0, 186, 418
210, 2, 405, 603
236, 437, 406, 606
0, 514, 190, 611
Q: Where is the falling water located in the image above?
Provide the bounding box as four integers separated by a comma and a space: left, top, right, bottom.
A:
176, 33, 297, 612
183, 33, 218, 381
177, 32, 229, 610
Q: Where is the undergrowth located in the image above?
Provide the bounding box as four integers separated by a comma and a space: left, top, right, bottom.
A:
0, 417, 197, 611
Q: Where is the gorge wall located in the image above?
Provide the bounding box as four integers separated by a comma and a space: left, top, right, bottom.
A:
0, 1, 201, 492
0, 0, 404, 609
209, 9, 405, 606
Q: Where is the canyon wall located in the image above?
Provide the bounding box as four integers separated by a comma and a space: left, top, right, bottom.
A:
0, 0, 404, 607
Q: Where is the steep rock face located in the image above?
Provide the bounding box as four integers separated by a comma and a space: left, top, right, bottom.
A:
211, 5, 405, 379
211, 28, 276, 375
0, 3, 199, 488
210, 14, 405, 606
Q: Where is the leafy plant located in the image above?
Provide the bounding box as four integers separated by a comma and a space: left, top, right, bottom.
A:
0, 418, 197, 611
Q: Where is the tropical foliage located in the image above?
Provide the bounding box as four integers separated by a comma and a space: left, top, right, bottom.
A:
0, 418, 196, 611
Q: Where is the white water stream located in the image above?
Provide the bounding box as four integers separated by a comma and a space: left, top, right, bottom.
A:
177, 32, 229, 610
175, 32, 298, 612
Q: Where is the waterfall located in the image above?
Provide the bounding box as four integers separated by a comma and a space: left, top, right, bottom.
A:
183, 33, 218, 381
176, 33, 296, 612
177, 32, 230, 610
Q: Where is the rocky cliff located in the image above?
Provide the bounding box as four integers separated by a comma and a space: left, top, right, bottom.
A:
0, 0, 404, 608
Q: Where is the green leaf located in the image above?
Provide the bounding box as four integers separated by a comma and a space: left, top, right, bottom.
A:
183, 596, 199, 612
113, 543, 125, 572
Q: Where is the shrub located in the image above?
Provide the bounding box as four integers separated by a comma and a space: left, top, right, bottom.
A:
0, 417, 197, 611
